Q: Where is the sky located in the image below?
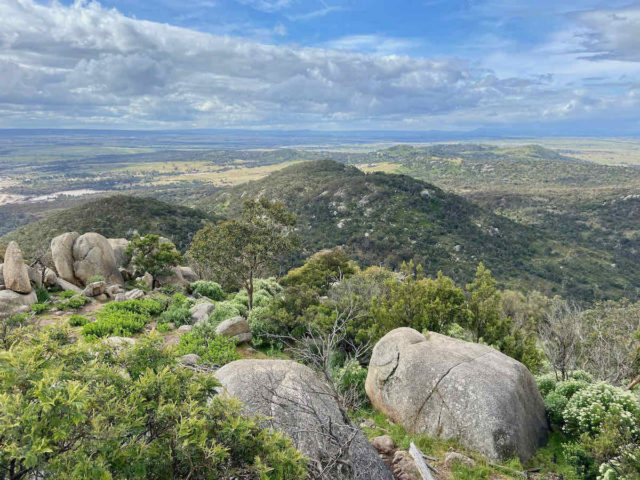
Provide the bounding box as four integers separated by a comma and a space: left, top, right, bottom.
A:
1, 0, 640, 134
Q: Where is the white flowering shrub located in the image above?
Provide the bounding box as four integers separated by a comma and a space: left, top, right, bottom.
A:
563, 382, 640, 437
598, 443, 640, 480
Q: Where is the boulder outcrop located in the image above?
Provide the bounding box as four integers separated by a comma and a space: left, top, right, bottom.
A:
107, 238, 130, 268
365, 328, 548, 462
3, 242, 31, 294
51, 232, 79, 284
215, 316, 252, 343
72, 233, 123, 286
190, 301, 214, 324
216, 359, 393, 480
0, 289, 37, 314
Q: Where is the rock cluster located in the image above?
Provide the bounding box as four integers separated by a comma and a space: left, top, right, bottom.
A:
1, 242, 39, 314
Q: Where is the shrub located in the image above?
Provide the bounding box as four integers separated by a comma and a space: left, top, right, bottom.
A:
35, 286, 49, 303
59, 295, 89, 310
0, 327, 307, 478
189, 281, 225, 301
158, 284, 185, 295
83, 310, 149, 338
31, 303, 50, 314
156, 322, 173, 333
159, 307, 192, 327
101, 298, 165, 316
176, 323, 240, 366
563, 383, 640, 438
60, 290, 76, 299
68, 314, 89, 327
209, 301, 241, 325
87, 274, 105, 283
333, 359, 368, 409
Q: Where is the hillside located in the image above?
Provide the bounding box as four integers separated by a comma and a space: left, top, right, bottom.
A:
197, 160, 637, 300
0, 195, 212, 257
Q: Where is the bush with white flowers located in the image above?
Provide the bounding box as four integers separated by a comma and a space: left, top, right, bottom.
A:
563, 382, 640, 438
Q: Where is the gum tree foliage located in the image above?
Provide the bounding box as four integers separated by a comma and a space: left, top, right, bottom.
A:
0, 327, 307, 480
189, 198, 298, 310
126, 234, 182, 288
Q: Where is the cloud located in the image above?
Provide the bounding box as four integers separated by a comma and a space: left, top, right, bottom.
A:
0, 0, 637, 129
323, 35, 423, 56
287, 6, 342, 21
234, 0, 294, 13
574, 6, 640, 61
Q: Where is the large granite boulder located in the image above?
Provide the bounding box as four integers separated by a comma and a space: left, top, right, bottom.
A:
107, 238, 130, 268
0, 289, 37, 314
51, 232, 79, 284
365, 328, 548, 463
178, 266, 198, 283
157, 267, 190, 289
190, 301, 214, 324
72, 233, 123, 286
215, 316, 252, 343
216, 359, 393, 480
3, 242, 31, 294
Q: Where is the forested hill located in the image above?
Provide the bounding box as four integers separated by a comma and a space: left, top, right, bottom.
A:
197, 160, 637, 300
0, 195, 212, 257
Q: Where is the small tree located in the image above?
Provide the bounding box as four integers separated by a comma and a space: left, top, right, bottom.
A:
465, 263, 503, 342
538, 297, 583, 381
189, 198, 298, 310
126, 234, 182, 288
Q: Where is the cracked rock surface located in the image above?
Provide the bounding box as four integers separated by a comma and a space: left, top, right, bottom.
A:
365, 328, 548, 462
216, 359, 393, 480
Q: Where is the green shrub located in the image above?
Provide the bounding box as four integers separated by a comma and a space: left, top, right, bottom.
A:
209, 301, 241, 325
333, 359, 368, 408
176, 323, 240, 366
31, 303, 50, 315
169, 293, 193, 309
563, 383, 640, 438
159, 307, 192, 327
190, 281, 225, 301
158, 284, 184, 295
87, 275, 105, 284
83, 310, 149, 338
67, 295, 89, 309
156, 322, 173, 333
60, 290, 76, 299
101, 298, 165, 316
68, 314, 89, 327
35, 286, 49, 303
0, 327, 307, 478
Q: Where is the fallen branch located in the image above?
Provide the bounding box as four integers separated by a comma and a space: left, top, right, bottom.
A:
409, 442, 436, 480
627, 376, 640, 391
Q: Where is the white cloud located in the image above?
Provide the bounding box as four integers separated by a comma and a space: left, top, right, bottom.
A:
234, 0, 294, 13
574, 6, 640, 61
0, 0, 637, 129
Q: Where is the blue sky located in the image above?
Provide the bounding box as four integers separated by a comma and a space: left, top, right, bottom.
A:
1, 0, 639, 133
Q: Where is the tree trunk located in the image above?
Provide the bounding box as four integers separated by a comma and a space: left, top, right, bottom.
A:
248, 270, 254, 311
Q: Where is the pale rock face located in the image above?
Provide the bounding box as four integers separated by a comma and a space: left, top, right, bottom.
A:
215, 316, 252, 343
3, 242, 31, 294
107, 238, 130, 268
82, 281, 107, 297
216, 359, 393, 480
190, 301, 214, 324
157, 267, 189, 289
178, 266, 198, 283
72, 233, 123, 286
365, 328, 548, 463
0, 289, 37, 314
56, 277, 82, 294
51, 232, 80, 284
